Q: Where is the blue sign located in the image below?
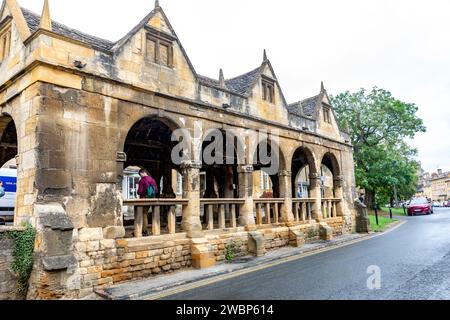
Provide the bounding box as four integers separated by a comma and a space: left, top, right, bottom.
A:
0, 176, 17, 193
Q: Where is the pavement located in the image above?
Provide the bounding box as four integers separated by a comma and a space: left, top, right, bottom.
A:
94, 217, 405, 300
157, 207, 450, 300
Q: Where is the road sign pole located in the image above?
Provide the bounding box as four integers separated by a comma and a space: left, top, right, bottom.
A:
389, 207, 393, 220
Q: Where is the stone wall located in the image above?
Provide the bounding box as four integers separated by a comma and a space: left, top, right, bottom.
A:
207, 232, 249, 262
325, 217, 345, 236
262, 227, 291, 251
0, 227, 22, 300
73, 228, 192, 298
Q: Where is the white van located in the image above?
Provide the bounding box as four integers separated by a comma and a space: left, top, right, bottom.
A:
0, 168, 17, 225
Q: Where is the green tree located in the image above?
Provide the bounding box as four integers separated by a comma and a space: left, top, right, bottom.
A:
331, 87, 426, 208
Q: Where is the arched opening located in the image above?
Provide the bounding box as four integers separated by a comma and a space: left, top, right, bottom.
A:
291, 147, 316, 199
320, 152, 341, 198
0, 115, 18, 226
124, 117, 180, 191
252, 139, 284, 225
320, 152, 342, 218
253, 140, 281, 199
122, 117, 183, 236
200, 130, 242, 228
320, 164, 335, 198
201, 130, 241, 200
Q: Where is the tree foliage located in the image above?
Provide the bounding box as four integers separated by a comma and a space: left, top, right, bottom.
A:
331, 87, 426, 207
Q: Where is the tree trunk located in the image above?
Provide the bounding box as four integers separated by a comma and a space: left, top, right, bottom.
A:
365, 189, 375, 209
393, 185, 399, 208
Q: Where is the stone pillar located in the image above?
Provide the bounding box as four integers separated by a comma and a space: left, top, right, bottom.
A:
279, 170, 295, 225
354, 200, 370, 233
238, 165, 256, 230
309, 173, 323, 221
334, 176, 344, 216
224, 165, 235, 219
181, 161, 203, 238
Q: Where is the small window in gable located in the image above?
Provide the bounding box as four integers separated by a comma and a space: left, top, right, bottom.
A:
146, 38, 156, 63
0, 24, 12, 64
323, 106, 332, 124
159, 42, 170, 67
146, 31, 174, 68
262, 78, 275, 103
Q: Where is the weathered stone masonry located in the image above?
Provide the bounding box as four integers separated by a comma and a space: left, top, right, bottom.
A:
0, 0, 359, 299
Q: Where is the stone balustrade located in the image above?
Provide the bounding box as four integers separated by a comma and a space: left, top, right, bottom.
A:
123, 199, 189, 238
292, 198, 315, 223
254, 198, 285, 226
200, 199, 245, 231
321, 198, 342, 219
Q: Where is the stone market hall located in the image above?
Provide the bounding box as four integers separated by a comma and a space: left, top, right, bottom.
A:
0, 0, 359, 299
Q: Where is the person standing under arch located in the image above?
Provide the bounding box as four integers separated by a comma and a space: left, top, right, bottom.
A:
137, 169, 159, 236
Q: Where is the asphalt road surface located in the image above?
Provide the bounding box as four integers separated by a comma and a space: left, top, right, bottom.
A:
163, 208, 450, 300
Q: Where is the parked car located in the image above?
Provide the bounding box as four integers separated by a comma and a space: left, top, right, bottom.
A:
0, 168, 17, 225
408, 197, 434, 216
433, 202, 442, 207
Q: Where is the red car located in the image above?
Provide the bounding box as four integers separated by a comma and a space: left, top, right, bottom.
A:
408, 198, 434, 216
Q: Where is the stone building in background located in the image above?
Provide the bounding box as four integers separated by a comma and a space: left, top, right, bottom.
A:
0, 0, 358, 299
431, 170, 450, 202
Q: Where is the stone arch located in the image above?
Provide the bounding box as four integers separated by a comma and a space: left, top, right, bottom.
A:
200, 127, 247, 166
119, 110, 186, 153
251, 137, 287, 172
0, 113, 18, 168
121, 115, 185, 199
252, 138, 287, 199
318, 151, 342, 200
290, 145, 318, 198
320, 151, 341, 177
199, 127, 246, 201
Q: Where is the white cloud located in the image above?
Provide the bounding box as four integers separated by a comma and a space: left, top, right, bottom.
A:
17, 0, 450, 172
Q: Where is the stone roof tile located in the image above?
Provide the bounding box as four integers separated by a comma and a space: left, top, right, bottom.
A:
225, 67, 260, 96
21, 7, 114, 51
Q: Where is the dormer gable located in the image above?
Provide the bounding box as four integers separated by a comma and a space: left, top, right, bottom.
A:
316, 83, 343, 139
0, 15, 12, 63
111, 4, 197, 78
0, 0, 30, 42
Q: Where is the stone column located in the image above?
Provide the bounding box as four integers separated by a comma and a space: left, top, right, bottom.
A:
334, 175, 344, 216
238, 165, 256, 230
279, 170, 295, 225
224, 165, 235, 219
309, 173, 323, 221
181, 161, 203, 238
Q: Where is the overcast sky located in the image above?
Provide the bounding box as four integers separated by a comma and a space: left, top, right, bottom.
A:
18, 0, 450, 173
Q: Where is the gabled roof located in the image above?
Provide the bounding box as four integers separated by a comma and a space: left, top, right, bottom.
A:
301, 95, 321, 117
111, 6, 198, 76
221, 58, 289, 107
225, 67, 261, 96
21, 7, 114, 51
288, 94, 321, 119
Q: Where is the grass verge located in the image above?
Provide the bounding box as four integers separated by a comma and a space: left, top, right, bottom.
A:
381, 207, 407, 216
369, 215, 397, 232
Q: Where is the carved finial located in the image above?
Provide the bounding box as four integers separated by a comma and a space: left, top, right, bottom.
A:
155, 0, 160, 8
39, 0, 52, 31
263, 49, 268, 61
219, 69, 225, 87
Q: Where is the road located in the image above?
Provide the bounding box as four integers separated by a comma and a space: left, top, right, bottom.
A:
163, 208, 450, 300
